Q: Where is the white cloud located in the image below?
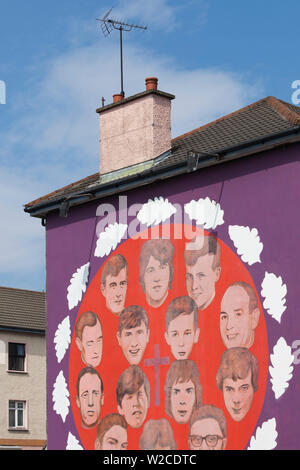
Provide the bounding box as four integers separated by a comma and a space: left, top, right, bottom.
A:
0, 7, 263, 289
0, 168, 45, 275
110, 0, 180, 32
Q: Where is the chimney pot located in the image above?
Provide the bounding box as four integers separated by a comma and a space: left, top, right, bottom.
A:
145, 77, 158, 91
113, 93, 123, 103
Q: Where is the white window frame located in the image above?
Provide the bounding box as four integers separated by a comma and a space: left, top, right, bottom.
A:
8, 400, 27, 430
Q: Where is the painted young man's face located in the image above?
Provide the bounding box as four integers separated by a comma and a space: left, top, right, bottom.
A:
76, 319, 103, 368
165, 313, 200, 360
222, 369, 254, 422
144, 256, 170, 308
170, 379, 196, 424
189, 418, 226, 450
100, 425, 128, 450
76, 373, 104, 429
220, 285, 259, 349
101, 267, 128, 315
185, 254, 221, 310
117, 321, 150, 365
118, 385, 149, 429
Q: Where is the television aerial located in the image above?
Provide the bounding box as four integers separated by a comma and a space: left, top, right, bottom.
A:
97, 8, 147, 99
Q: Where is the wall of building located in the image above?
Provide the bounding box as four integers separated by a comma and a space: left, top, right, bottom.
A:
0, 330, 47, 449
45, 142, 300, 450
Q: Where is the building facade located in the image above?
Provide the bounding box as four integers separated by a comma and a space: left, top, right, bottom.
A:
25, 78, 300, 450
0, 287, 46, 450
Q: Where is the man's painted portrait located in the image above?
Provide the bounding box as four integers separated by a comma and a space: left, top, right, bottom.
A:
216, 347, 259, 422
116, 365, 150, 429
75, 312, 103, 368
184, 235, 221, 310
95, 413, 128, 450
139, 239, 174, 308
164, 359, 202, 424
164, 296, 200, 360
220, 282, 260, 349
117, 305, 150, 365
76, 367, 104, 429
101, 254, 128, 315
189, 405, 227, 450
139, 419, 177, 450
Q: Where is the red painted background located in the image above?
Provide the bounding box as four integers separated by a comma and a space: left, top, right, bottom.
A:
69, 226, 268, 450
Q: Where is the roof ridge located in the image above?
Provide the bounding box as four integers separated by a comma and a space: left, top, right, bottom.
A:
172, 96, 273, 143
172, 95, 300, 143
266, 96, 300, 126
0, 285, 45, 295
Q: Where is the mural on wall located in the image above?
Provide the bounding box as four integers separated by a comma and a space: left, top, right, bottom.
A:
52, 196, 293, 451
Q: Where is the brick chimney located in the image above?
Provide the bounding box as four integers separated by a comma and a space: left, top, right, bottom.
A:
96, 78, 175, 174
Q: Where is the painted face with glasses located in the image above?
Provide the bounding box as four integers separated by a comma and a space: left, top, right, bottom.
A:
189, 405, 227, 450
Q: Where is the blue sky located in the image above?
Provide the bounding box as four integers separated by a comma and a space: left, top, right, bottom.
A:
0, 0, 299, 292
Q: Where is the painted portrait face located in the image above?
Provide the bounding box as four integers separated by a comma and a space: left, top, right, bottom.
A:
170, 379, 196, 424
222, 369, 254, 422
117, 321, 150, 365
144, 256, 170, 308
101, 267, 128, 315
76, 373, 104, 429
100, 425, 128, 450
185, 254, 221, 310
165, 313, 200, 360
189, 418, 226, 450
220, 285, 259, 349
76, 319, 103, 368
118, 385, 149, 429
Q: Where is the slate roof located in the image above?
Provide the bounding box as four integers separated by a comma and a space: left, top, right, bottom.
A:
24, 95, 300, 215
0, 286, 46, 333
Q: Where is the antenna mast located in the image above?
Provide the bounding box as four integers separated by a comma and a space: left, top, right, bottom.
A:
97, 8, 147, 98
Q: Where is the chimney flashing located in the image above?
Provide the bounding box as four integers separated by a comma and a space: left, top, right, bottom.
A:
96, 88, 175, 114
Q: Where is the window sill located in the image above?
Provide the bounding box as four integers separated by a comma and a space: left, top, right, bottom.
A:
7, 370, 28, 375
8, 428, 29, 433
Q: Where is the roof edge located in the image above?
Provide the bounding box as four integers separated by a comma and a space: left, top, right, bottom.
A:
172, 96, 300, 142
24, 126, 300, 218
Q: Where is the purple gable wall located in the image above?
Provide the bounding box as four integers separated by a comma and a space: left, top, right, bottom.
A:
46, 142, 300, 450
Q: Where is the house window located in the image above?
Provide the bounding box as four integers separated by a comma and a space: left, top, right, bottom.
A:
9, 401, 26, 429
8, 343, 26, 372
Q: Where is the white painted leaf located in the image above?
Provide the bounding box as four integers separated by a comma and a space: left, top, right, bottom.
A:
67, 262, 90, 310
261, 272, 287, 323
94, 223, 127, 257
54, 316, 71, 363
269, 337, 294, 399
137, 197, 177, 227
66, 432, 83, 450
247, 418, 278, 450
184, 197, 224, 229
52, 370, 70, 423
228, 225, 263, 265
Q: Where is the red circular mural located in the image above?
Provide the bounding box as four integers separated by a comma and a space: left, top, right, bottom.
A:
69, 226, 268, 450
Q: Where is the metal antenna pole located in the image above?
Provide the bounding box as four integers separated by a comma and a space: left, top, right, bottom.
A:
97, 8, 147, 98
120, 26, 124, 97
